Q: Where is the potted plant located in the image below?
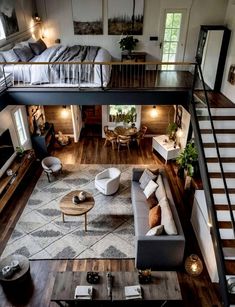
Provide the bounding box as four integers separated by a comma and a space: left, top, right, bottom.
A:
119, 35, 139, 55
176, 141, 198, 189
166, 122, 178, 141
16, 146, 25, 161
123, 107, 137, 126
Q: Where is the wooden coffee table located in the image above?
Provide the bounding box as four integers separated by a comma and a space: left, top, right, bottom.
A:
59, 190, 94, 232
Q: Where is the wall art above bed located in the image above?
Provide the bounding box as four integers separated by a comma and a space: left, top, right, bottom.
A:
0, 0, 19, 37
72, 0, 103, 35
108, 0, 144, 35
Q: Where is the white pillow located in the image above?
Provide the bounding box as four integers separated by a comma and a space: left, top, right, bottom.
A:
139, 169, 157, 189
1, 49, 19, 62
143, 180, 158, 199
159, 197, 177, 235
146, 225, 164, 236
155, 174, 167, 201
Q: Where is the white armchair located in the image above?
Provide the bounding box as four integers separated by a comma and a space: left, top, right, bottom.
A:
41, 156, 62, 182
95, 167, 121, 195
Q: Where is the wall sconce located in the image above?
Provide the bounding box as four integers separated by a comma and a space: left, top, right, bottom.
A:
42, 28, 49, 39
150, 105, 158, 118
33, 13, 41, 23
185, 254, 203, 277
61, 106, 69, 118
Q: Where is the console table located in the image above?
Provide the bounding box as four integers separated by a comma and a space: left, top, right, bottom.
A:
152, 135, 180, 164
51, 271, 182, 306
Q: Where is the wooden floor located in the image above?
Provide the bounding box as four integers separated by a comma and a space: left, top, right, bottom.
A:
0, 136, 222, 307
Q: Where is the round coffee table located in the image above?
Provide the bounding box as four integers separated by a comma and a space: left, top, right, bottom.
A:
0, 254, 30, 284
59, 190, 94, 232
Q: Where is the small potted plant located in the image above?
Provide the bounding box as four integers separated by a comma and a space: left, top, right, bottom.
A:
166, 122, 178, 141
123, 107, 137, 126
16, 146, 25, 161
119, 35, 139, 55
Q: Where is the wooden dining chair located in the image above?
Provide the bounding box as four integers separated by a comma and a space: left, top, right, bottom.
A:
136, 125, 148, 147
103, 125, 117, 150
117, 135, 131, 151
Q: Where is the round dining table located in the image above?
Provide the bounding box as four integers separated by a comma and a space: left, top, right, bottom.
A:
114, 126, 138, 136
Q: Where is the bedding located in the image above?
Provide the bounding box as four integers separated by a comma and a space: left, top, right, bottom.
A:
2, 44, 111, 87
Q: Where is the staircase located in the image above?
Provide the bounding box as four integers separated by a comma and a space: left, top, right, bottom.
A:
192, 94, 235, 306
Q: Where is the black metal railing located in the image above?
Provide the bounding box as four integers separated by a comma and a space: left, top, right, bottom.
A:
190, 62, 232, 307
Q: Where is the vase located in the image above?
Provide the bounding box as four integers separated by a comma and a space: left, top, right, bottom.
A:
79, 191, 86, 202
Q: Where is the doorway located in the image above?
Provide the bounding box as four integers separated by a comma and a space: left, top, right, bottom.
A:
81, 105, 102, 137
160, 9, 188, 70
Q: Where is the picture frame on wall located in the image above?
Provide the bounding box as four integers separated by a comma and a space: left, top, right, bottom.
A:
228, 65, 235, 85
72, 0, 103, 35
0, 0, 19, 37
108, 0, 144, 35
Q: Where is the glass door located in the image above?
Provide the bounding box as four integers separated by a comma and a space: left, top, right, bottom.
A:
161, 10, 187, 70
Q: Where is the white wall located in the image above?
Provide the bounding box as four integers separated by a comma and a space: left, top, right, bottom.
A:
36, 0, 228, 61
221, 0, 235, 103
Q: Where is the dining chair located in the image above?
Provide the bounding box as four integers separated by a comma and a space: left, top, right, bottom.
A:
136, 125, 148, 147
103, 125, 117, 150
117, 135, 131, 151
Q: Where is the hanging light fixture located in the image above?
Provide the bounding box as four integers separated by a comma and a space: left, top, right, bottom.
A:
185, 254, 203, 277
61, 105, 69, 118
150, 105, 158, 118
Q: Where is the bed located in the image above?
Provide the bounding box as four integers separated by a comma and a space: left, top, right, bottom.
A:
0, 40, 112, 87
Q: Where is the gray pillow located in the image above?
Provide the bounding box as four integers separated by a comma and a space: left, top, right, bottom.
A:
13, 46, 34, 62
139, 169, 157, 189
29, 39, 47, 55
1, 49, 19, 62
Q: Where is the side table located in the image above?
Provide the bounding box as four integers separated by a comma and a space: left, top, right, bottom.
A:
152, 135, 180, 164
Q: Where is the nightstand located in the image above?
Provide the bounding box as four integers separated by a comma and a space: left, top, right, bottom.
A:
121, 51, 147, 63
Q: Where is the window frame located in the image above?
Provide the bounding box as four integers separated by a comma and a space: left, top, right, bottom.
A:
12, 107, 28, 147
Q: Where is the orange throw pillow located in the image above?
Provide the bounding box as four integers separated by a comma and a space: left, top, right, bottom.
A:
149, 204, 161, 228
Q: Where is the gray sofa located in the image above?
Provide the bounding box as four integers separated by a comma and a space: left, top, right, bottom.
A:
131, 168, 185, 270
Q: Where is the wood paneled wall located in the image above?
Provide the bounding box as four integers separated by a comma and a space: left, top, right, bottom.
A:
141, 105, 175, 135
44, 106, 73, 134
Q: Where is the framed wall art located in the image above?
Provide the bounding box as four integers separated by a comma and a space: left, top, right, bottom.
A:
108, 0, 144, 35
72, 0, 103, 35
0, 0, 19, 37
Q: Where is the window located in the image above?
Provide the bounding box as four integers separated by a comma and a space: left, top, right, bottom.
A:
161, 12, 183, 70
108, 105, 136, 122
13, 108, 27, 146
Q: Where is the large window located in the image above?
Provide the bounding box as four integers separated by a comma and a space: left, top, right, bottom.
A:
13, 108, 27, 146
161, 11, 184, 70
108, 105, 136, 122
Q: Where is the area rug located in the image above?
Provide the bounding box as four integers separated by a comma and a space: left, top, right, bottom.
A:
1, 164, 148, 260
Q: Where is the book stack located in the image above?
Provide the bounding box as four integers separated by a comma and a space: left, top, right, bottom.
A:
124, 285, 142, 300
74, 285, 93, 300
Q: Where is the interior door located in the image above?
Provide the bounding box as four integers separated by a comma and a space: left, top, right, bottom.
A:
160, 9, 188, 70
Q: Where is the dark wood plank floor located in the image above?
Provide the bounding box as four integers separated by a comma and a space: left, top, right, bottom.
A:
0, 136, 222, 307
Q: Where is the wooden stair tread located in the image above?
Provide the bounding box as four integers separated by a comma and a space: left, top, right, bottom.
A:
222, 240, 235, 248
201, 129, 235, 134
219, 222, 234, 229
213, 189, 235, 194
210, 173, 235, 178
204, 143, 235, 148
198, 116, 235, 121
207, 158, 235, 163
215, 205, 235, 210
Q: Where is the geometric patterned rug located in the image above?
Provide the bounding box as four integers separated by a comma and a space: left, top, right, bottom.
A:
1, 164, 141, 260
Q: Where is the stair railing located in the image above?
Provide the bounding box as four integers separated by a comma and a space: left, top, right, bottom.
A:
189, 63, 231, 307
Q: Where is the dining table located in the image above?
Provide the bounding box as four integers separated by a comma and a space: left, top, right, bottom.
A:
113, 125, 138, 137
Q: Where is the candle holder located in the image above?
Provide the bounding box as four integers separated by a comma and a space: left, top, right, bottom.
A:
138, 269, 152, 284
185, 254, 203, 277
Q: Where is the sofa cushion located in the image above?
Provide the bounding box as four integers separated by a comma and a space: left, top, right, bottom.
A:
149, 204, 161, 228
143, 180, 158, 199
146, 225, 164, 236
159, 197, 177, 235
147, 192, 158, 209
155, 174, 167, 201
139, 169, 157, 189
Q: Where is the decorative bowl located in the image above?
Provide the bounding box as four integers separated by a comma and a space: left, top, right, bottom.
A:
72, 195, 79, 204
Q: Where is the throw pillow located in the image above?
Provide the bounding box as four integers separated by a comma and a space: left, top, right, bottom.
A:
149, 204, 161, 228
13, 46, 34, 62
146, 225, 164, 236
29, 39, 47, 55
143, 180, 158, 199
139, 169, 157, 189
1, 49, 19, 62
147, 192, 158, 209
159, 197, 178, 235
155, 174, 167, 201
